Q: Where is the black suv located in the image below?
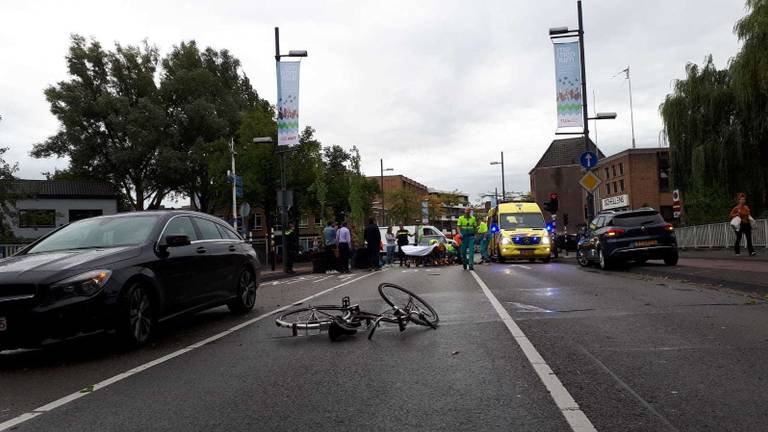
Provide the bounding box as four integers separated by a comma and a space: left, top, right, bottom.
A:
576, 208, 678, 270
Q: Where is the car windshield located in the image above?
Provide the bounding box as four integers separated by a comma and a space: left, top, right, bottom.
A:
26, 215, 159, 254
499, 213, 545, 230
611, 211, 665, 227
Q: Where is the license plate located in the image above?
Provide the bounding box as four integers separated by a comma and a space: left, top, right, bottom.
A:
0, 317, 6, 332
635, 240, 657, 247
520, 249, 534, 255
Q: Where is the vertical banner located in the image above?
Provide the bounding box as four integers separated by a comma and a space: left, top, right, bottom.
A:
421, 201, 429, 224
277, 62, 300, 146
553, 41, 583, 128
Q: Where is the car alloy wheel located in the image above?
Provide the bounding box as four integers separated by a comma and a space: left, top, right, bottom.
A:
577, 250, 590, 267
598, 248, 611, 270
228, 269, 257, 314
119, 283, 153, 347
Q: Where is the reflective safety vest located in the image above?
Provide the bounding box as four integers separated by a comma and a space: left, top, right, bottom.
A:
477, 221, 488, 234
457, 215, 477, 233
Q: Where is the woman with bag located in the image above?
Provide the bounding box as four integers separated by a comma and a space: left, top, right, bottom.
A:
385, 227, 396, 267
730, 192, 756, 256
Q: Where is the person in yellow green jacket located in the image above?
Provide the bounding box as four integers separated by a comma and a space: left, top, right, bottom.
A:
457, 207, 478, 270
477, 220, 490, 264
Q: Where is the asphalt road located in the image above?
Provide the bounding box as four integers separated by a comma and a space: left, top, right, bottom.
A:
2, 258, 768, 431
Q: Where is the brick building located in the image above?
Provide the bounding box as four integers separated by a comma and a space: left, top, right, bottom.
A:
366, 174, 430, 225
595, 148, 673, 220
529, 137, 604, 228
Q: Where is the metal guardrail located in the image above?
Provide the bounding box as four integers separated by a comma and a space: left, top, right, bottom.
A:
0, 244, 27, 258
675, 218, 768, 249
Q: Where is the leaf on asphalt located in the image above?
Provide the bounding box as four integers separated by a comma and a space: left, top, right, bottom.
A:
80, 385, 94, 393
451, 350, 460, 355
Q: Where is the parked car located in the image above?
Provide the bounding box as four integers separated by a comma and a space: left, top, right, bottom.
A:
576, 208, 678, 270
0, 211, 261, 351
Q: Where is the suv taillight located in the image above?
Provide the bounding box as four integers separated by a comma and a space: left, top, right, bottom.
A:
606, 228, 625, 237
664, 224, 674, 232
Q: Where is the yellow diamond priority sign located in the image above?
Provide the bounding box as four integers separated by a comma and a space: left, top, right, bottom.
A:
579, 171, 601, 192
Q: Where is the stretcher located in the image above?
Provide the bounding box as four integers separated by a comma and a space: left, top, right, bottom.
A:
400, 244, 453, 267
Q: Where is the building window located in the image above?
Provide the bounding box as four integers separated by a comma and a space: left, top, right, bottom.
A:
315, 216, 323, 227
612, 165, 617, 177
19, 209, 56, 228
619, 179, 625, 192
253, 215, 263, 231
605, 168, 610, 179
619, 163, 624, 176
613, 182, 618, 193
299, 214, 309, 228
69, 209, 103, 222
606, 183, 611, 194
658, 152, 670, 192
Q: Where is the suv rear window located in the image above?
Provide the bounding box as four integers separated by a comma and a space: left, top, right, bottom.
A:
610, 211, 664, 227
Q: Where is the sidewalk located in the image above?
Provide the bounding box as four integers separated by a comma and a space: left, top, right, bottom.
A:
679, 247, 768, 261
260, 262, 313, 282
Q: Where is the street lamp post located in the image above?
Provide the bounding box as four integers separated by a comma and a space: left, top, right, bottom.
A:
228, 138, 239, 232
490, 151, 505, 202
274, 27, 307, 273
549, 1, 616, 222
379, 159, 393, 225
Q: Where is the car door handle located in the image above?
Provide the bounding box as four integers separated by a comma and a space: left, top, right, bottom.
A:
228, 245, 237, 252
196, 246, 207, 254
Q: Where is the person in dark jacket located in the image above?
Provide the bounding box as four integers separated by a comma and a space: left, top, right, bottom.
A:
396, 224, 410, 266
285, 222, 297, 274
364, 218, 382, 271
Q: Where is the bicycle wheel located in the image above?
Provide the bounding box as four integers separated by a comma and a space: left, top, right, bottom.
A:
275, 306, 349, 335
377, 283, 439, 327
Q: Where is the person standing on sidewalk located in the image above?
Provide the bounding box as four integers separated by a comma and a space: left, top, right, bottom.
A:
323, 221, 337, 274
396, 224, 410, 266
285, 222, 297, 274
364, 218, 382, 271
336, 221, 352, 273
730, 192, 756, 256
457, 207, 478, 270
385, 226, 396, 267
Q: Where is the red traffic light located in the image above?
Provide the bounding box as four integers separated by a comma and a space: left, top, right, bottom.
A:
549, 192, 558, 200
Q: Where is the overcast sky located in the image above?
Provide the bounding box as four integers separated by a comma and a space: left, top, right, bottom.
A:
0, 0, 746, 202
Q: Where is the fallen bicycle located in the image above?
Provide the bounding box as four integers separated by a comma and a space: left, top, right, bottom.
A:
274, 283, 439, 341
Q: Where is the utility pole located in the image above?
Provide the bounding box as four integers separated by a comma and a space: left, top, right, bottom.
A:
275, 27, 290, 273
229, 138, 238, 232
626, 65, 636, 149
576, 0, 595, 221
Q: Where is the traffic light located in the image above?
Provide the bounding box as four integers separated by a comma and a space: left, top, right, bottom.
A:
543, 193, 559, 214
548, 193, 559, 214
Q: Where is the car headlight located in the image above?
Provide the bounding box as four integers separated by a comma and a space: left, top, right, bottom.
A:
501, 237, 511, 245
50, 270, 113, 298
542, 236, 551, 245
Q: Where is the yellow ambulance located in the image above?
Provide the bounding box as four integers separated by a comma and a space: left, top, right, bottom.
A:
487, 202, 552, 263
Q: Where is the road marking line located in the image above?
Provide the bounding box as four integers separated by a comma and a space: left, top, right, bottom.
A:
516, 265, 532, 270
470, 270, 597, 432
312, 275, 332, 283
0, 271, 378, 432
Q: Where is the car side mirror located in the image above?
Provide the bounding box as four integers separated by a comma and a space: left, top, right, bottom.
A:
165, 235, 191, 248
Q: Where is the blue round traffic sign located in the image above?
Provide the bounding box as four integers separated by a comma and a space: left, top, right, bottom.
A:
580, 151, 598, 169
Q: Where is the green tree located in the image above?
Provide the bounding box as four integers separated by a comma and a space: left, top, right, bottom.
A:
160, 40, 265, 213
660, 1, 768, 222
387, 189, 421, 225
323, 145, 352, 219
32, 35, 174, 210
0, 147, 18, 242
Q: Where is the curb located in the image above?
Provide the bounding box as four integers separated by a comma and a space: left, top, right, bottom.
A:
259, 267, 313, 283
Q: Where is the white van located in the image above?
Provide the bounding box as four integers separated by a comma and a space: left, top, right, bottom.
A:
379, 225, 447, 247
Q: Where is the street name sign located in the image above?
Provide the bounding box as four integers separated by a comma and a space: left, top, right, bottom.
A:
579, 171, 601, 193
580, 151, 599, 170
602, 194, 629, 210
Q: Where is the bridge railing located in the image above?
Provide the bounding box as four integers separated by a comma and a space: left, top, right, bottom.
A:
675, 219, 768, 249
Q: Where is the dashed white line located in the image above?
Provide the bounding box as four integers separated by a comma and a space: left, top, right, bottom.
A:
0, 271, 379, 432
470, 270, 597, 432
